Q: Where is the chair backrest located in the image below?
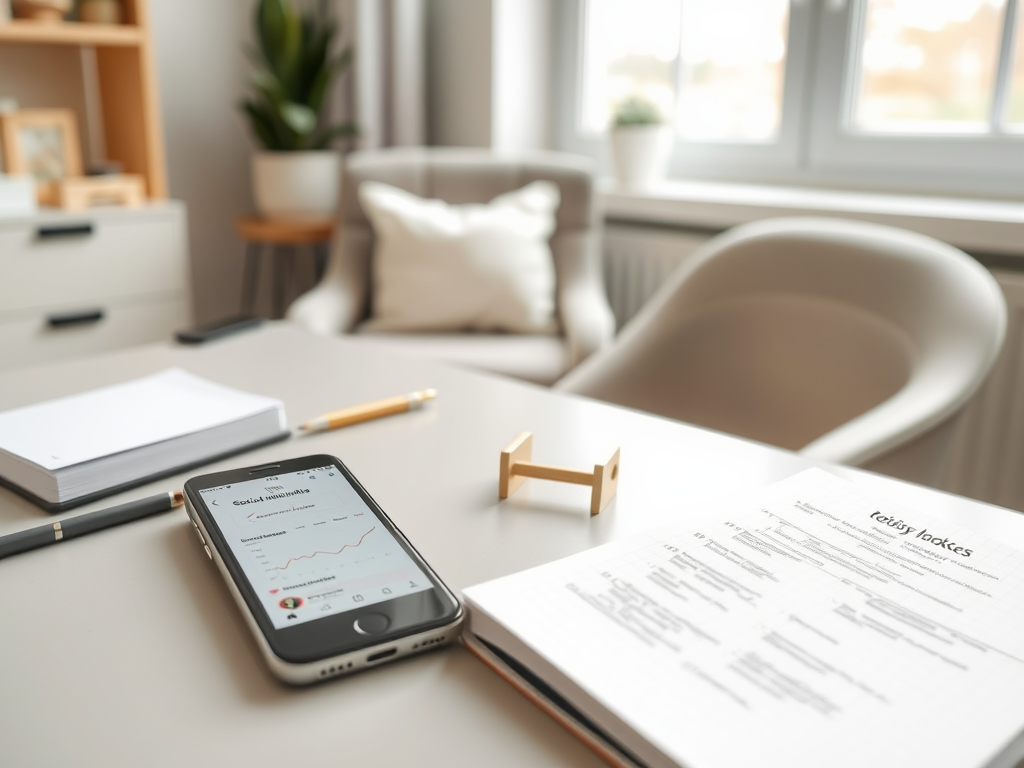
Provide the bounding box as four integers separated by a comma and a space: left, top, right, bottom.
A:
557, 217, 1006, 485
335, 147, 600, 324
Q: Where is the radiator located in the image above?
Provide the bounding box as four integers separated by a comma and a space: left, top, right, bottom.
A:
944, 271, 1024, 511
602, 226, 1024, 512
603, 224, 711, 328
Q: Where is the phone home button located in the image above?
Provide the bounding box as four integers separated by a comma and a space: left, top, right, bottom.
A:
353, 613, 390, 636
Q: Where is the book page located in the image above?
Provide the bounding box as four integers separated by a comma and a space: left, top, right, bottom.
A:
0, 369, 285, 470
464, 469, 1024, 768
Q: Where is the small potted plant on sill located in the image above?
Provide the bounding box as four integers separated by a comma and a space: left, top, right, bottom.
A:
241, 0, 356, 221
609, 95, 672, 191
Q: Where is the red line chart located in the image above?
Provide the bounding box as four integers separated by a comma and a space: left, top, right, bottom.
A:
272, 526, 376, 571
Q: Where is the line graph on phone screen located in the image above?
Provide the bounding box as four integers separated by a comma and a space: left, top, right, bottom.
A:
235, 492, 409, 583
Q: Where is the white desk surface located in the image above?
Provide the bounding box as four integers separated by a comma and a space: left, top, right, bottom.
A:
1, 324, 1022, 768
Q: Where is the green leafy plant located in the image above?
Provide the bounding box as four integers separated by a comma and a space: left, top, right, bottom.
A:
612, 96, 665, 128
241, 0, 356, 151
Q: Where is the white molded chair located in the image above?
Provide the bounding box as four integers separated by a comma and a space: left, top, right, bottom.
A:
556, 217, 1007, 487
286, 148, 616, 385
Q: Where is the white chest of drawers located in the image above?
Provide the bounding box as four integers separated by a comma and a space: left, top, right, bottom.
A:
0, 202, 191, 371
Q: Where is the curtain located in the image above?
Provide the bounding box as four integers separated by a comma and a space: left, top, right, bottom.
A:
335, 0, 427, 149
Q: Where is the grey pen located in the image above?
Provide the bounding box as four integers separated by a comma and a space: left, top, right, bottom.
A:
0, 491, 184, 560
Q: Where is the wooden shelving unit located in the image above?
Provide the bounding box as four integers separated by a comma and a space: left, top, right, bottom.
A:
0, 0, 167, 199
0, 19, 143, 45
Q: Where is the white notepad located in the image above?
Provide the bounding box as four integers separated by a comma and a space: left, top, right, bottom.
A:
463, 469, 1024, 768
0, 369, 287, 507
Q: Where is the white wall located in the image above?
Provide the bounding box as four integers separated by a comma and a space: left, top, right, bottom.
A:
150, 0, 255, 325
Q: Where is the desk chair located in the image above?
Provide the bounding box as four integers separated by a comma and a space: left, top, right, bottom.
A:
557, 217, 1007, 488
286, 148, 616, 385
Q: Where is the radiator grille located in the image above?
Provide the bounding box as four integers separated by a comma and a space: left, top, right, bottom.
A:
944, 271, 1024, 511
603, 224, 710, 329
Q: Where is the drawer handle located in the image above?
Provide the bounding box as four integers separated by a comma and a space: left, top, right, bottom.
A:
36, 223, 94, 240
47, 309, 105, 328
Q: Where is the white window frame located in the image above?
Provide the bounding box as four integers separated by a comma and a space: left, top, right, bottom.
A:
554, 0, 815, 182
807, 0, 1024, 191
554, 0, 1024, 197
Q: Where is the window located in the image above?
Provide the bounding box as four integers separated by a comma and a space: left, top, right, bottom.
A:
580, 0, 790, 142
554, 0, 1024, 196
579, 0, 681, 136
853, 0, 1007, 133
673, 0, 790, 141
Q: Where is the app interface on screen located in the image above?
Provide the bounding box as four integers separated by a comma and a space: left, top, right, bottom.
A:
200, 466, 431, 629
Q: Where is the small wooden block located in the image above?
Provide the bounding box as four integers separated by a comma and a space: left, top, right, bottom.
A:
499, 431, 533, 499
590, 448, 620, 516
499, 432, 620, 515
57, 174, 144, 211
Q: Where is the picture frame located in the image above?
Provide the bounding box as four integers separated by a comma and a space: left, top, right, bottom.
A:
0, 109, 82, 206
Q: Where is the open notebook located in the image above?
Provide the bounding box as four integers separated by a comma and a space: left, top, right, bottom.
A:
463, 469, 1024, 768
0, 369, 288, 511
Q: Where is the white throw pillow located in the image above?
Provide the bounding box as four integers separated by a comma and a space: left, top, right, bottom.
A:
358, 180, 560, 333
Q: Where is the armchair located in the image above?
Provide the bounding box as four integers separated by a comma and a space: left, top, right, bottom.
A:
287, 148, 616, 385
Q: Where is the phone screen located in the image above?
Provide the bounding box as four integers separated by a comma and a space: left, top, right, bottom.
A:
198, 464, 432, 630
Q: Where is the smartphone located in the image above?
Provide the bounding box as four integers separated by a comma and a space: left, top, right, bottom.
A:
183, 454, 463, 685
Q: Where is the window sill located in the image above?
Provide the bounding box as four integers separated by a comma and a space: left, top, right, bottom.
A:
599, 178, 1024, 257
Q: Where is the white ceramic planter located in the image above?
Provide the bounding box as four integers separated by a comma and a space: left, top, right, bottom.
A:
609, 125, 672, 191
252, 150, 341, 221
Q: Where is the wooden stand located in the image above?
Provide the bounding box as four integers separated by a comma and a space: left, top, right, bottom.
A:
499, 431, 620, 515
235, 216, 335, 318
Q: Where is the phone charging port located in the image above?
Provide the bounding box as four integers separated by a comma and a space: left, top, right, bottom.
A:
366, 648, 398, 663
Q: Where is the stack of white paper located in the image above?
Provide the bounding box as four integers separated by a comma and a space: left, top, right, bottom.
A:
464, 469, 1024, 768
0, 369, 287, 506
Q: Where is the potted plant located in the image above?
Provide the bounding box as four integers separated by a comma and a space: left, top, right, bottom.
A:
609, 96, 672, 191
241, 0, 356, 221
